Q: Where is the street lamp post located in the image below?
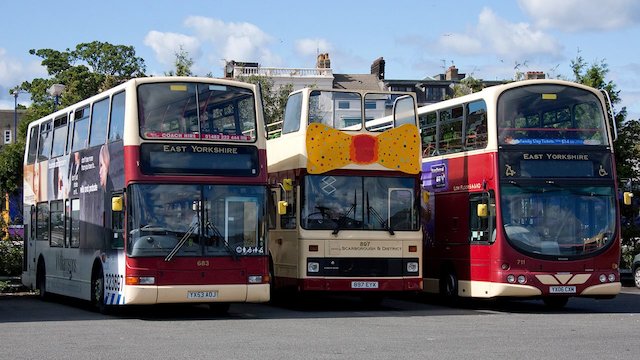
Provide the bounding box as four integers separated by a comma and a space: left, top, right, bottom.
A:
9, 87, 22, 144
48, 84, 65, 111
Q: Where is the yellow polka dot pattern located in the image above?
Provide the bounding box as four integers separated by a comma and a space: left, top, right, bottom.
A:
305, 123, 421, 174
377, 123, 421, 174
306, 123, 352, 174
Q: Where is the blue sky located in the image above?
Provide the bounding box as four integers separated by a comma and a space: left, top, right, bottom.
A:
1, 0, 640, 119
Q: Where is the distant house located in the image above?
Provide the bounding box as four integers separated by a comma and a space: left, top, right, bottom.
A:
0, 109, 25, 146
223, 55, 510, 109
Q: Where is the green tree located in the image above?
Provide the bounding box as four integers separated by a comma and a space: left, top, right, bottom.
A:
572, 53, 640, 266
0, 41, 146, 197
165, 46, 194, 77
450, 76, 484, 98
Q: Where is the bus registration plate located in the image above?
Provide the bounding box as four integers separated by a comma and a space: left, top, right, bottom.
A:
187, 291, 218, 299
549, 286, 576, 294
351, 281, 379, 289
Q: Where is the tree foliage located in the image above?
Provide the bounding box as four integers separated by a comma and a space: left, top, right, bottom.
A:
238, 75, 293, 137
165, 46, 194, 77
0, 41, 146, 196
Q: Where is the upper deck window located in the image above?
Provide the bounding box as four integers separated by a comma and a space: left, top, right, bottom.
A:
498, 84, 607, 146
138, 82, 257, 142
37, 121, 53, 161
309, 90, 362, 130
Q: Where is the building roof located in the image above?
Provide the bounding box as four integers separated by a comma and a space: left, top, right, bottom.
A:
332, 74, 383, 91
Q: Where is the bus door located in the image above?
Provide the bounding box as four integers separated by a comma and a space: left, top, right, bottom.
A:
468, 191, 496, 283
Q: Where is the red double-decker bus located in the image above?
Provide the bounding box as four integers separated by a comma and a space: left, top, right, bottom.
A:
22, 77, 269, 312
419, 79, 632, 307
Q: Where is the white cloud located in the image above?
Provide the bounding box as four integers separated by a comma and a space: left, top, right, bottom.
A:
440, 8, 562, 61
0, 48, 46, 88
184, 16, 279, 64
295, 38, 333, 57
519, 0, 640, 31
143, 31, 201, 66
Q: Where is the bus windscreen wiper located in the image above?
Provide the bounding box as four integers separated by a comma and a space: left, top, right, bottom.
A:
333, 191, 357, 235
367, 193, 394, 235
165, 219, 199, 262
205, 221, 238, 261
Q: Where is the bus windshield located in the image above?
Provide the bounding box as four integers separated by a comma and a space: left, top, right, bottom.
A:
500, 184, 615, 258
138, 82, 257, 141
498, 84, 608, 146
302, 175, 419, 232
127, 184, 266, 258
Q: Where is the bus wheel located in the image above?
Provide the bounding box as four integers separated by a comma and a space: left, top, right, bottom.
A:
634, 266, 640, 289
209, 303, 230, 314
543, 296, 569, 309
36, 261, 47, 300
92, 267, 109, 314
440, 271, 458, 299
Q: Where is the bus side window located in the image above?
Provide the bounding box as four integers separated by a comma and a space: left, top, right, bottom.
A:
27, 125, 40, 164
282, 92, 303, 135
438, 106, 464, 154
419, 112, 437, 157
469, 191, 495, 243
37, 120, 53, 162
89, 97, 110, 148
51, 115, 68, 158
36, 202, 49, 242
108, 91, 126, 142
49, 200, 64, 248
72, 106, 90, 152
465, 100, 488, 150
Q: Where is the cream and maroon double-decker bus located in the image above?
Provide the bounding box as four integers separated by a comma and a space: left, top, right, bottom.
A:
22, 77, 269, 313
418, 79, 632, 307
267, 88, 423, 301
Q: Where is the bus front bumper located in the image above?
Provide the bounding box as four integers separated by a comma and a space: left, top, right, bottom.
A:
124, 283, 269, 305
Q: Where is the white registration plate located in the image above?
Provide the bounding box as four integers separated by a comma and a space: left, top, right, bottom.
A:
187, 290, 218, 299
351, 281, 379, 289
549, 286, 576, 294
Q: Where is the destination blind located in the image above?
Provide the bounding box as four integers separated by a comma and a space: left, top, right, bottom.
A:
140, 143, 260, 176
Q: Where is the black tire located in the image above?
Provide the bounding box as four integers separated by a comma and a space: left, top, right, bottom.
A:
92, 267, 109, 314
634, 266, 640, 289
543, 296, 569, 309
36, 261, 47, 300
439, 270, 458, 299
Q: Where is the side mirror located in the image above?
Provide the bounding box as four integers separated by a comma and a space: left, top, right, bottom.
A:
477, 203, 488, 218
112, 196, 123, 212
278, 201, 288, 215
624, 192, 633, 206
282, 178, 293, 192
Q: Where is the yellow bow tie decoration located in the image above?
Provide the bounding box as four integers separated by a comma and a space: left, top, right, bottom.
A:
306, 123, 420, 174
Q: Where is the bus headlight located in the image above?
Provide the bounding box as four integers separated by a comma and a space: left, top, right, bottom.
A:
608, 273, 616, 282
308, 262, 320, 273
406, 262, 419, 273
517, 275, 527, 284
248, 275, 263, 284
599, 274, 607, 283
506, 274, 516, 283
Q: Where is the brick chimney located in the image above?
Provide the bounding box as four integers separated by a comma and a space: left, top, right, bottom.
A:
371, 57, 385, 80
317, 53, 331, 69
445, 66, 459, 80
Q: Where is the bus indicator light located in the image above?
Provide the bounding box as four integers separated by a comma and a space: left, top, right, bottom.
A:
408, 245, 417, 253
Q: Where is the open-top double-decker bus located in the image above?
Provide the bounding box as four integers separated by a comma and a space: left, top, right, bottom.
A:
418, 79, 632, 307
266, 88, 423, 301
22, 77, 270, 312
